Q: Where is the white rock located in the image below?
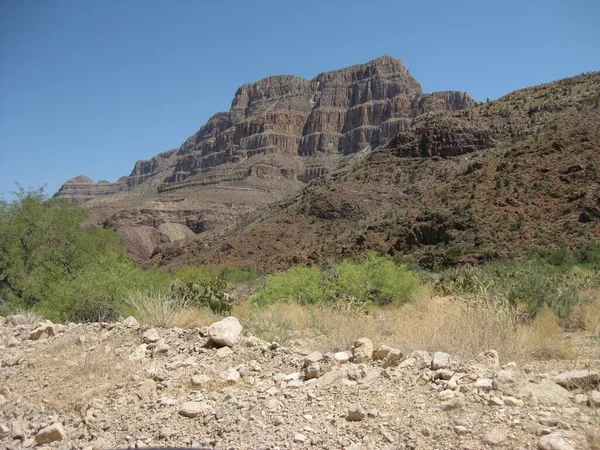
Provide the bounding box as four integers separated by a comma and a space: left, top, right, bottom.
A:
537, 431, 588, 450
137, 379, 156, 399
519, 379, 572, 406
6, 315, 28, 326
346, 403, 367, 421
305, 362, 320, 380
129, 344, 148, 361
589, 390, 600, 407
334, 351, 351, 364
294, 433, 307, 443
305, 351, 323, 364
431, 351, 451, 370
220, 368, 240, 384
383, 348, 402, 368
35, 423, 66, 444
287, 379, 304, 389
122, 316, 140, 328
152, 339, 170, 357
476, 349, 500, 368
0, 395, 6, 407
503, 396, 524, 407
488, 395, 504, 407
0, 423, 9, 437
191, 374, 211, 387
351, 337, 373, 363
216, 346, 233, 358
372, 344, 393, 360
208, 317, 242, 347
554, 370, 600, 390
438, 389, 455, 400
474, 378, 493, 391
481, 428, 506, 446
142, 328, 160, 343
179, 401, 212, 418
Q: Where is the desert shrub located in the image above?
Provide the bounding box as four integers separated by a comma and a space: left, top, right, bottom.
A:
254, 265, 324, 306
254, 254, 420, 307
333, 253, 419, 305
0, 186, 172, 322
169, 278, 233, 315
434, 259, 598, 319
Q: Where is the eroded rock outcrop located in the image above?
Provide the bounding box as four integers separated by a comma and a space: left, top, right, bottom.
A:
55, 56, 474, 202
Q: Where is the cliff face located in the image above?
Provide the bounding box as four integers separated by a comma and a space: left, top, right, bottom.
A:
54, 56, 474, 201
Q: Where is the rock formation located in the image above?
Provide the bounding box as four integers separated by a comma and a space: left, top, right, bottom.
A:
54, 56, 474, 202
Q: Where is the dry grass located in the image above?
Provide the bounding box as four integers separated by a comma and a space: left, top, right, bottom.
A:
125, 290, 217, 328
570, 296, 600, 334
236, 294, 575, 362
20, 333, 138, 411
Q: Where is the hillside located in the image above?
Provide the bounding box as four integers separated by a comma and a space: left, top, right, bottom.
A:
154, 72, 600, 271
52, 56, 474, 263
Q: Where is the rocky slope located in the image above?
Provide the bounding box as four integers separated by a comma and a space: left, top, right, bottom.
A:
1, 314, 599, 450
156, 72, 600, 271
52, 56, 473, 263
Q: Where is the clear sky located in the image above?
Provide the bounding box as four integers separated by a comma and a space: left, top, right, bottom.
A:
1, 0, 598, 197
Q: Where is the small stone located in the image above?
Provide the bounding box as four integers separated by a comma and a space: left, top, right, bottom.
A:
481, 428, 506, 446
347, 403, 367, 421
129, 344, 147, 361
554, 370, 600, 390
137, 379, 156, 399
35, 423, 66, 444
503, 396, 524, 407
0, 423, 9, 437
474, 378, 493, 391
305, 351, 323, 364
273, 416, 285, 426
220, 368, 240, 383
334, 352, 351, 364
6, 314, 28, 326
7, 336, 20, 347
179, 401, 212, 418
537, 431, 587, 450
588, 390, 600, 407
476, 349, 500, 368
351, 337, 373, 363
372, 344, 393, 360
152, 339, 170, 357
191, 374, 211, 387
438, 396, 465, 411
11, 421, 24, 439
382, 431, 395, 443
208, 317, 242, 347
454, 425, 469, 436
294, 433, 307, 443
411, 350, 432, 368
216, 346, 233, 358
382, 348, 402, 368
122, 316, 140, 328
287, 379, 304, 389
438, 389, 455, 400
0, 394, 6, 407
488, 395, 505, 407
304, 362, 320, 380
431, 351, 451, 370
142, 328, 160, 343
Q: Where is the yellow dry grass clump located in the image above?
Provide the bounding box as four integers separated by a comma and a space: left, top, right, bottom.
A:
235, 294, 575, 362
125, 289, 217, 328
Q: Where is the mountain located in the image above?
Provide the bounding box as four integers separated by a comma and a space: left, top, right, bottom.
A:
53, 56, 474, 261
152, 71, 600, 271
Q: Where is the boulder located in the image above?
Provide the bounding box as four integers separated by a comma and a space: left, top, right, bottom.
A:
372, 344, 393, 360
208, 317, 242, 347
518, 379, 572, 406
179, 401, 212, 418
142, 328, 160, 343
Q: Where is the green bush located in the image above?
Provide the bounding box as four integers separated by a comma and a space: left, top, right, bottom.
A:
254, 254, 420, 307
255, 265, 324, 306
0, 186, 170, 321
169, 278, 233, 315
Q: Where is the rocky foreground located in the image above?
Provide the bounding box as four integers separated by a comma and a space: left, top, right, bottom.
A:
1, 314, 599, 450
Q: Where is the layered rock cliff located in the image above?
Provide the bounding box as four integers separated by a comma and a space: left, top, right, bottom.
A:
54, 56, 474, 202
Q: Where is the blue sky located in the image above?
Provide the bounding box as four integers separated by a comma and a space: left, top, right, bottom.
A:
1, 0, 598, 197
